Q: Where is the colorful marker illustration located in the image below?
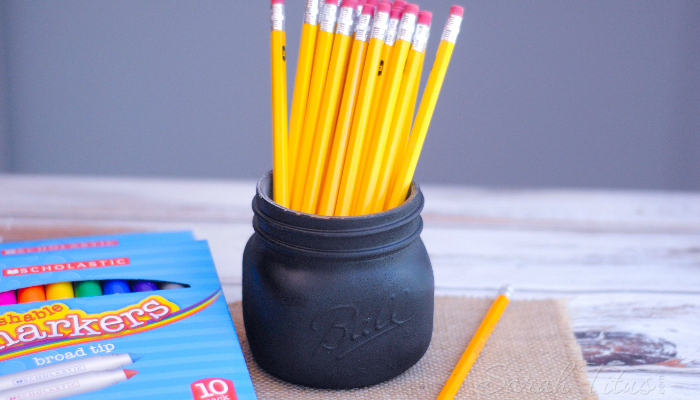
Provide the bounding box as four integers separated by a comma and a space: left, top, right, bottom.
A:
131, 281, 159, 292
0, 281, 188, 303
74, 281, 103, 297
17, 286, 46, 303
0, 353, 140, 391
45, 282, 74, 300
0, 291, 16, 305
102, 280, 131, 295
160, 282, 185, 290
0, 369, 138, 400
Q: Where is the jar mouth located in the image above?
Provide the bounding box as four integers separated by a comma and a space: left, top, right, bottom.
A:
256, 170, 420, 223
252, 171, 424, 256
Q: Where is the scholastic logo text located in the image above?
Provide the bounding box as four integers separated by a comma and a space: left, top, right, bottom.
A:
1, 240, 119, 256
2, 258, 130, 277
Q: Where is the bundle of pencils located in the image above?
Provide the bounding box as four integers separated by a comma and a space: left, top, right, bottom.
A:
270, 0, 463, 216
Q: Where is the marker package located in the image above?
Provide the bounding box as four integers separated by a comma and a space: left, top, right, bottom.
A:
0, 233, 257, 400
0, 231, 194, 257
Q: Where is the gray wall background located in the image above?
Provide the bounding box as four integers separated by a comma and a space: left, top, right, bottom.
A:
0, 0, 698, 190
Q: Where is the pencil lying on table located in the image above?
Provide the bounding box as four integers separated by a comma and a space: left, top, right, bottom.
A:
436, 285, 513, 400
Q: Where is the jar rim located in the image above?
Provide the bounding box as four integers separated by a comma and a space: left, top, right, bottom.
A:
256, 171, 422, 229
251, 171, 424, 256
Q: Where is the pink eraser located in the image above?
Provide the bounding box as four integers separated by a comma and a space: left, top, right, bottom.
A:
403, 4, 419, 16
377, 1, 392, 13
390, 7, 403, 19
449, 5, 464, 17
367, 0, 380, 5
417, 10, 432, 25
358, 0, 367, 5
271, 0, 284, 4
394, 0, 408, 9
341, 0, 358, 8
325, 0, 336, 5
362, 4, 376, 15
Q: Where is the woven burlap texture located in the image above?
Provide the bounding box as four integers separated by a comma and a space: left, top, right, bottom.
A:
229, 296, 597, 400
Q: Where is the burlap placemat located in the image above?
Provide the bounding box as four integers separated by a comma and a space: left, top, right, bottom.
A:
228, 297, 597, 400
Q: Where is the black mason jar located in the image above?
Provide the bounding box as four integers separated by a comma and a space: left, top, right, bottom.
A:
242, 172, 434, 389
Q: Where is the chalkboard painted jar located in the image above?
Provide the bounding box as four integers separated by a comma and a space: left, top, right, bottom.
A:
242, 172, 434, 389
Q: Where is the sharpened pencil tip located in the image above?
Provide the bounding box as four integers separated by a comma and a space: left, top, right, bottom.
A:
129, 353, 142, 363
498, 285, 514, 299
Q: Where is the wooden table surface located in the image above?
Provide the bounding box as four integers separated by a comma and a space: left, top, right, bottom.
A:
0, 174, 698, 399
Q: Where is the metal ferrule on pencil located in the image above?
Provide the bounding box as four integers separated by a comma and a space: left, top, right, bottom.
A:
384, 17, 401, 46
411, 22, 430, 53
396, 12, 417, 43
270, 3, 285, 31
370, 10, 390, 41
334, 0, 343, 19
335, 5, 356, 36
441, 15, 462, 44
304, 0, 321, 25
320, 3, 339, 33
355, 5, 363, 24
317, 1, 325, 21
354, 13, 373, 42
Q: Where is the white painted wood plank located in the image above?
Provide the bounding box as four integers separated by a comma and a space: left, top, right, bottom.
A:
0, 175, 255, 222
587, 368, 699, 399
421, 185, 700, 232
2, 175, 699, 231
3, 218, 698, 293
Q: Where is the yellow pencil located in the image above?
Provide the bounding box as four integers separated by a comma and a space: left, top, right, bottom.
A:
300, 0, 358, 214
317, 5, 375, 216
365, 1, 407, 137
291, 0, 340, 211
371, 11, 431, 213
353, 4, 419, 216
436, 284, 513, 400
288, 0, 321, 202
387, 6, 463, 210
353, 2, 404, 209
333, 2, 392, 216
364, 1, 406, 141
270, 0, 289, 207
385, 69, 420, 211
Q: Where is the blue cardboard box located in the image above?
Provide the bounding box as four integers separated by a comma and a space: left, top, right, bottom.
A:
0, 233, 256, 400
